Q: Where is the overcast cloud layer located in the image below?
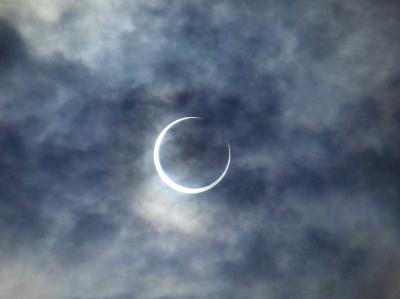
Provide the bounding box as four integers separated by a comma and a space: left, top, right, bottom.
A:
1, 1, 400, 298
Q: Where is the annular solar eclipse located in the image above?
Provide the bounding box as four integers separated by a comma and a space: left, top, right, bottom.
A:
154, 117, 231, 194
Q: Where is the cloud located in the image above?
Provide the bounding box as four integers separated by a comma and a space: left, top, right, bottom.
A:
0, 0, 400, 298
0, 260, 61, 299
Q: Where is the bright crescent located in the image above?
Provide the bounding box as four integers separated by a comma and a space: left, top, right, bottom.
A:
154, 117, 231, 194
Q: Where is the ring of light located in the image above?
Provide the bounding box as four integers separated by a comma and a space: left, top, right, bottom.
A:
154, 117, 231, 194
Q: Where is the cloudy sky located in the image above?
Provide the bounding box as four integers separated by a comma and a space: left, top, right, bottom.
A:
1, 0, 400, 298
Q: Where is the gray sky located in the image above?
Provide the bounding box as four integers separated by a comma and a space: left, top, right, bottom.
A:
0, 1, 400, 298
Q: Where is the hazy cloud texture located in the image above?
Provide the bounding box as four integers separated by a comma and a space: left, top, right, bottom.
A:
0, 0, 400, 298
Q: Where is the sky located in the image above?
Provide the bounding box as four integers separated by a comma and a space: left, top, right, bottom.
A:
0, 0, 400, 298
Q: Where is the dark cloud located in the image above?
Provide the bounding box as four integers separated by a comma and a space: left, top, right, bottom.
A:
0, 0, 400, 298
